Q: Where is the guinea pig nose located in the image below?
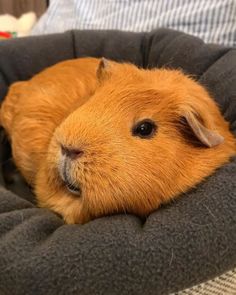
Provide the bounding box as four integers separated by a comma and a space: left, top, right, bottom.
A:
61, 145, 84, 160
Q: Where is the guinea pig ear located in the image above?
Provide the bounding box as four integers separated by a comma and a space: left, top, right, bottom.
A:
96, 57, 112, 82
182, 111, 224, 148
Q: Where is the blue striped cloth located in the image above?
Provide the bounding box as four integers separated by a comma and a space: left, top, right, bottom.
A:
32, 0, 236, 47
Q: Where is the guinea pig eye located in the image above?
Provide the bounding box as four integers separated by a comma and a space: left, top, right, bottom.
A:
132, 119, 157, 139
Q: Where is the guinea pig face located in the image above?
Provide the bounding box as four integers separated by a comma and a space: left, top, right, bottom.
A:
36, 60, 235, 224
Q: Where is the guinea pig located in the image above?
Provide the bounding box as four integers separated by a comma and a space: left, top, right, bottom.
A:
1, 57, 235, 224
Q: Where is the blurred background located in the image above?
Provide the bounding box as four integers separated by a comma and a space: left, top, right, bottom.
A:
0, 0, 235, 46
0, 0, 48, 37
0, 0, 48, 17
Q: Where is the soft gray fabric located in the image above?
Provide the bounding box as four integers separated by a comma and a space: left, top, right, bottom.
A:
0, 29, 235, 295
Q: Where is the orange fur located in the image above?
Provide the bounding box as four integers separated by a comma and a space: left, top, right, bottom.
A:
1, 57, 235, 224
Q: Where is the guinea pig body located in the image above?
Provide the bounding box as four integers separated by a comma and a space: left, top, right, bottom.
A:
1, 57, 235, 224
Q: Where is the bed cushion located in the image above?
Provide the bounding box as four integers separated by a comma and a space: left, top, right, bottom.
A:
32, 0, 236, 47
0, 29, 235, 295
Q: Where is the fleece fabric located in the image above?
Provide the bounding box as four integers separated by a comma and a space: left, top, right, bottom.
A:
0, 29, 235, 295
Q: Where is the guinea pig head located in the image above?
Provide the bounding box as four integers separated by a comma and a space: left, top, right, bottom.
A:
35, 59, 236, 224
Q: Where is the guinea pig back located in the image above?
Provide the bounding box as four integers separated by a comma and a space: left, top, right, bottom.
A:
1, 57, 235, 224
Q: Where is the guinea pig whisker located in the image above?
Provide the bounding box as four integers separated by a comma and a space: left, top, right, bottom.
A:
120, 202, 128, 216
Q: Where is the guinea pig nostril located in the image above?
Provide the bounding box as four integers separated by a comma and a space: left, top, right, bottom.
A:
61, 145, 84, 160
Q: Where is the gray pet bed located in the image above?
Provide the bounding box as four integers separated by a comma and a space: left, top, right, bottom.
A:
0, 29, 235, 295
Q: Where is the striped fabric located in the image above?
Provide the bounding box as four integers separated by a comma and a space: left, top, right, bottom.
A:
173, 268, 236, 295
32, 0, 236, 47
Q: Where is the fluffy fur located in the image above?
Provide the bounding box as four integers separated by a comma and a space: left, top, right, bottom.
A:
1, 57, 235, 224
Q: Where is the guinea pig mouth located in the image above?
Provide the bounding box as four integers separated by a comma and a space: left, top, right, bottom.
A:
64, 180, 81, 196
59, 157, 82, 196
61, 165, 81, 196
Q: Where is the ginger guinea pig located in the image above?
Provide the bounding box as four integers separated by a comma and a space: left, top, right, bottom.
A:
1, 57, 235, 224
